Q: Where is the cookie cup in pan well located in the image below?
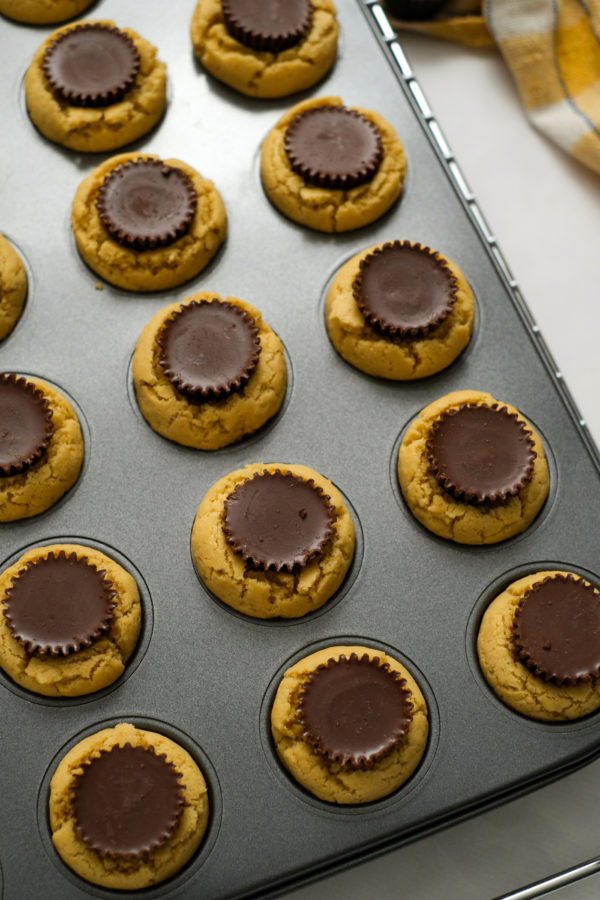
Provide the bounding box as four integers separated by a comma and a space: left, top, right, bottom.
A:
48, 722, 209, 890
191, 463, 355, 619
397, 390, 549, 544
71, 152, 227, 292
0, 376, 84, 522
0, 0, 94, 24
0, 234, 27, 341
191, 0, 339, 98
260, 96, 406, 233
0, 543, 141, 697
24, 21, 167, 153
271, 644, 429, 803
477, 570, 600, 721
132, 293, 287, 450
325, 240, 475, 379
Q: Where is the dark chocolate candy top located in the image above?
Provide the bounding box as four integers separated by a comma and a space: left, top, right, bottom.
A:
0, 373, 53, 477
352, 241, 458, 337
3, 550, 116, 656
512, 574, 600, 685
223, 470, 336, 572
222, 0, 312, 52
284, 106, 384, 190
42, 23, 140, 108
297, 653, 413, 768
385, 0, 448, 21
96, 158, 197, 251
157, 300, 261, 401
72, 743, 184, 859
426, 403, 536, 504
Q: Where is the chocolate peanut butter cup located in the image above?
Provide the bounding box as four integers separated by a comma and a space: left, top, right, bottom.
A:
157, 300, 261, 401
297, 653, 413, 768
426, 403, 536, 504
0, 374, 53, 477
96, 158, 197, 251
3, 551, 116, 656
72, 743, 184, 859
352, 241, 458, 338
222, 0, 312, 52
284, 106, 384, 190
512, 575, 600, 685
42, 24, 140, 108
386, 0, 448, 21
223, 471, 336, 572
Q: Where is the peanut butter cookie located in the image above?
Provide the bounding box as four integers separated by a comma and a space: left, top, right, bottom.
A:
477, 571, 600, 720
0, 0, 94, 24
25, 21, 167, 153
0, 374, 84, 522
271, 644, 428, 803
325, 240, 475, 378
0, 234, 27, 341
0, 543, 141, 697
132, 293, 287, 450
191, 0, 338, 98
260, 96, 406, 232
71, 153, 227, 292
397, 390, 549, 544
49, 722, 209, 890
191, 462, 355, 618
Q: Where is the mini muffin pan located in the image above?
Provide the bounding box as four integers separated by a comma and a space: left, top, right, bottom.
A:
1, 1, 600, 897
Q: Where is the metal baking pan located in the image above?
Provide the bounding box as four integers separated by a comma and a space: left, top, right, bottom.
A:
1, 0, 600, 897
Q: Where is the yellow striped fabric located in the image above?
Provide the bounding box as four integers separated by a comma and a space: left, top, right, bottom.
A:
486, 0, 600, 173
387, 0, 600, 175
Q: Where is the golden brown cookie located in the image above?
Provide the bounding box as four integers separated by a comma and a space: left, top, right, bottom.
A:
477, 571, 600, 720
25, 21, 167, 153
49, 722, 209, 890
0, 0, 94, 24
71, 152, 227, 292
260, 96, 406, 232
325, 240, 475, 379
397, 390, 550, 544
0, 543, 141, 697
191, 462, 355, 618
271, 644, 428, 803
0, 234, 27, 341
0, 375, 84, 522
132, 293, 287, 450
190, 0, 338, 98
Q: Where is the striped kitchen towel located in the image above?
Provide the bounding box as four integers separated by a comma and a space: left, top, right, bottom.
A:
486, 0, 600, 175
386, 0, 600, 175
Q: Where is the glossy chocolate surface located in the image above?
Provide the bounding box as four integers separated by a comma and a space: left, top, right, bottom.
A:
223, 471, 335, 572
157, 300, 261, 401
297, 653, 413, 768
284, 106, 383, 189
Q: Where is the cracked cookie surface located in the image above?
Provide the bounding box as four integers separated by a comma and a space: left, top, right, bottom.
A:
0, 234, 27, 341
0, 0, 93, 23
397, 390, 549, 544
325, 241, 475, 379
260, 96, 406, 232
0, 543, 141, 696
132, 293, 287, 450
191, 462, 355, 618
25, 20, 167, 153
49, 722, 209, 890
190, 0, 338, 98
0, 376, 83, 522
71, 152, 227, 292
271, 644, 428, 803
477, 571, 600, 720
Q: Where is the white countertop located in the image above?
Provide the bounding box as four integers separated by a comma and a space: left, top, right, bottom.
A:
285, 27, 600, 900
